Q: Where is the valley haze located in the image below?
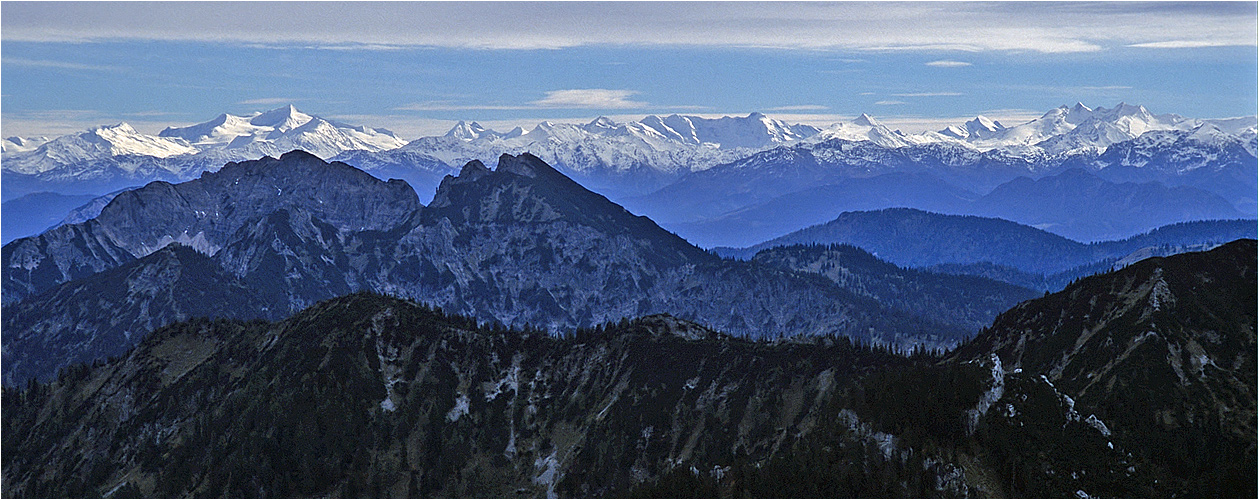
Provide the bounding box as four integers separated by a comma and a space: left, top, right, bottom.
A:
1, 2, 1255, 499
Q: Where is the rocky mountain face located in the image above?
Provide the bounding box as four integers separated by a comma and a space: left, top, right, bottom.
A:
6, 239, 1252, 498
950, 239, 1257, 497
2, 151, 977, 385
2, 150, 419, 304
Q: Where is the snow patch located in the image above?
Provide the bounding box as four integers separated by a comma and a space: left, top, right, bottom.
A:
1085, 414, 1112, 437
446, 393, 470, 422
533, 450, 562, 499
838, 409, 899, 460
966, 353, 1005, 434
1149, 269, 1174, 311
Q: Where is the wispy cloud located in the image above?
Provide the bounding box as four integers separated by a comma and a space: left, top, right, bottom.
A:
2, 2, 1252, 53
765, 105, 829, 112
3, 57, 119, 72
875, 100, 907, 106
398, 89, 650, 112
1127, 40, 1232, 49
530, 89, 647, 109
890, 92, 964, 97
238, 97, 300, 106
924, 60, 972, 68
394, 102, 530, 112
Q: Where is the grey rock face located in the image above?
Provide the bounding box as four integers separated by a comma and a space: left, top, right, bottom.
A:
3, 150, 420, 301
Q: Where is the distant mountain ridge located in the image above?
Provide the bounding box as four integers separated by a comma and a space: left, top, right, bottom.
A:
719, 208, 1256, 290
1, 105, 405, 200
6, 103, 1252, 250
3, 151, 981, 385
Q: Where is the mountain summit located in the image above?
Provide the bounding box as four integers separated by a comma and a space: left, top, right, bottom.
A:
158, 105, 405, 158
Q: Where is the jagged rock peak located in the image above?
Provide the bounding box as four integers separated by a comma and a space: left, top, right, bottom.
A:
458, 159, 491, 181
495, 152, 559, 179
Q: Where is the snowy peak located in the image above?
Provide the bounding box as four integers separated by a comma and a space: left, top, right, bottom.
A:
631, 112, 820, 149
445, 121, 491, 141
809, 113, 928, 149
248, 104, 313, 132
71, 123, 196, 158
156, 105, 404, 158
160, 113, 262, 145
853, 113, 882, 128
1, 136, 52, 154
939, 116, 1005, 140
1, 122, 198, 175
585, 116, 618, 132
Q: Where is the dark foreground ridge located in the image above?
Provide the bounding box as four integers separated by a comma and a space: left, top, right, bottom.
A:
4, 240, 1254, 498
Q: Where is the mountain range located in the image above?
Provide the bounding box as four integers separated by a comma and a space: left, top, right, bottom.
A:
4, 103, 1254, 246
719, 208, 1255, 289
4, 240, 1252, 498
5, 151, 1021, 386
0, 106, 404, 201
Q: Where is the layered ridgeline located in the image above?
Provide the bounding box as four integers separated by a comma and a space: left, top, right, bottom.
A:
664, 167, 1245, 248
6, 103, 1254, 246
720, 208, 1256, 291
3, 151, 970, 386
629, 105, 1256, 247
749, 244, 1040, 333
4, 241, 1253, 498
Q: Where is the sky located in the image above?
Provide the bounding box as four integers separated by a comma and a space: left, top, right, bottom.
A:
2, 1, 1257, 139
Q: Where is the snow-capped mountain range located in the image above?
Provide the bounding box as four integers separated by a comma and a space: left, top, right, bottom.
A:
3, 102, 1255, 203
1, 105, 405, 177
806, 102, 1256, 156
157, 105, 406, 158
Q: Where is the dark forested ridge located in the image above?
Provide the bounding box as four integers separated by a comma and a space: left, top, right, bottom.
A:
751, 243, 1039, 332
4, 240, 1254, 498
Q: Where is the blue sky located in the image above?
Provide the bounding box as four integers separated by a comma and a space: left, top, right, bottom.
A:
2, 1, 1256, 139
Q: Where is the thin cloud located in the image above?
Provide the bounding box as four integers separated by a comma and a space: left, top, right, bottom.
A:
924, 60, 972, 68
875, 100, 907, 106
1127, 40, 1234, 49
396, 90, 649, 112
531, 89, 647, 109
3, 57, 119, 72
890, 92, 964, 97
238, 97, 300, 106
765, 105, 829, 112
2, 2, 1252, 53
394, 102, 533, 112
